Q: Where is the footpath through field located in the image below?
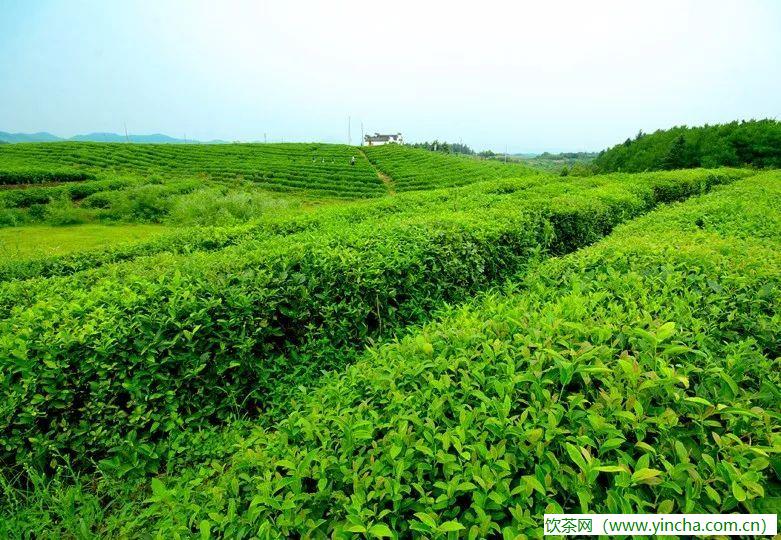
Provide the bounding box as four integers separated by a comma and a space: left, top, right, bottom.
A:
357, 147, 396, 194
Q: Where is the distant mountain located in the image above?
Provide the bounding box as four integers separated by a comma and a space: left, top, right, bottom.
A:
0, 131, 63, 143
69, 132, 191, 144
0, 131, 227, 144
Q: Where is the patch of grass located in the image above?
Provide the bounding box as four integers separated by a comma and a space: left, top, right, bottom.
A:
0, 223, 172, 261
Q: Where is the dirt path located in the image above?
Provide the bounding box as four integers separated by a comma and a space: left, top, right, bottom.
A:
357, 148, 395, 195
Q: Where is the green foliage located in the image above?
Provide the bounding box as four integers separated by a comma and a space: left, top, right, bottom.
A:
518, 152, 598, 173
0, 175, 207, 227
5, 172, 777, 537
43, 197, 92, 226
406, 140, 476, 154
661, 134, 687, 170
0, 168, 95, 185
167, 187, 301, 226
596, 119, 781, 172
364, 144, 536, 191
133, 171, 778, 534
0, 168, 749, 479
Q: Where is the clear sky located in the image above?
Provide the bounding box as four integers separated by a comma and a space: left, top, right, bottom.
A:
1, 0, 779, 152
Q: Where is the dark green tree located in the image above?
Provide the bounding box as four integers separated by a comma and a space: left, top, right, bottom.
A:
662, 135, 687, 170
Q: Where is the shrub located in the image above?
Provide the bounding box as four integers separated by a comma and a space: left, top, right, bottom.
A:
167, 188, 299, 226
44, 197, 91, 226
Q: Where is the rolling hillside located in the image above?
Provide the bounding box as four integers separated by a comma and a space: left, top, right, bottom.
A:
363, 144, 537, 191
0, 142, 386, 198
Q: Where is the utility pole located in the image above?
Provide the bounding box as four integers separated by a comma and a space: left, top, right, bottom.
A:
264, 133, 267, 144
505, 144, 508, 163
360, 122, 364, 147
347, 115, 351, 146
124, 122, 130, 143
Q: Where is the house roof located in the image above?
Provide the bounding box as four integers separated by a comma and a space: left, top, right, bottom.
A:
364, 133, 402, 141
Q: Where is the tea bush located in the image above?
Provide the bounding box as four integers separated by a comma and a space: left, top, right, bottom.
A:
119, 172, 781, 537
0, 169, 751, 476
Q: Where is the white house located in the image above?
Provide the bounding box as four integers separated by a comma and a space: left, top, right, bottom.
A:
364, 133, 403, 146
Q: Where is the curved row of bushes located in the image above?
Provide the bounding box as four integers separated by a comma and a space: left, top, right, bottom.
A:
0, 169, 752, 479
0, 174, 557, 284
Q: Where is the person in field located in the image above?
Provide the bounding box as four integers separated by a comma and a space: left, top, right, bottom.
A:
350, 156, 355, 166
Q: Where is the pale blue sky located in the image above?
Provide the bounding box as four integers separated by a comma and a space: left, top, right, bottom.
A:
1, 0, 779, 152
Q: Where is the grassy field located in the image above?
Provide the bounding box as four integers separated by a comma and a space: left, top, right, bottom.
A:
0, 223, 171, 260
0, 140, 778, 537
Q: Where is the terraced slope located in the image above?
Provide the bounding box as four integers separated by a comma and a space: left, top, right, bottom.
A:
0, 142, 385, 198
363, 144, 537, 191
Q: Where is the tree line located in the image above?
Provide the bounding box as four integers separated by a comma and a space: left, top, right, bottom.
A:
595, 119, 781, 172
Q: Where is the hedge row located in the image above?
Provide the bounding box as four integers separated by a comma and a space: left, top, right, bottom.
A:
0, 169, 95, 185
116, 172, 781, 537
0, 169, 752, 476
0, 175, 555, 284
0, 176, 141, 208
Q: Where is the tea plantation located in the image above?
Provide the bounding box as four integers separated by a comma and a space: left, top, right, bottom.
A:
363, 144, 535, 191
0, 141, 777, 538
0, 142, 386, 198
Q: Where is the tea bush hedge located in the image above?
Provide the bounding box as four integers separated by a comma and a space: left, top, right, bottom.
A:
0, 168, 95, 185
0, 169, 751, 477
120, 172, 781, 537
